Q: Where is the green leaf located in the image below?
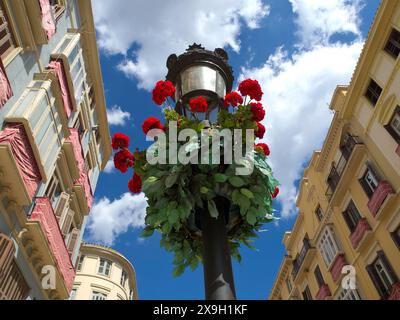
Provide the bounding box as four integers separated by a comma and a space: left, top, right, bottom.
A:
246, 212, 257, 225
214, 173, 228, 183
240, 188, 254, 199
207, 200, 219, 219
165, 173, 179, 188
228, 176, 245, 187
173, 265, 185, 278
189, 257, 199, 271
168, 209, 179, 225
200, 187, 209, 194
140, 227, 154, 238
142, 176, 159, 192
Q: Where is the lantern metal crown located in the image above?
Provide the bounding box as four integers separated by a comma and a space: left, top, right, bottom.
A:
166, 43, 234, 123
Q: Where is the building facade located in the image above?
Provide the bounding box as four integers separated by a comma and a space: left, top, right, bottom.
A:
71, 244, 138, 300
270, 0, 400, 300
0, 0, 111, 300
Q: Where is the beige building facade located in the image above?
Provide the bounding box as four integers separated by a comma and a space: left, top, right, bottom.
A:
270, 0, 400, 300
71, 244, 138, 300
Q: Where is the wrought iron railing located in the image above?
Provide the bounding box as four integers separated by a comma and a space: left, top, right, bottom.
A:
291, 238, 312, 279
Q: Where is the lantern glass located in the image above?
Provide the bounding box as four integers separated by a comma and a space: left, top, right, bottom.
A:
180, 65, 226, 98
183, 96, 220, 123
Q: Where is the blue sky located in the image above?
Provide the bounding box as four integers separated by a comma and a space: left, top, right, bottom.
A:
84, 0, 381, 299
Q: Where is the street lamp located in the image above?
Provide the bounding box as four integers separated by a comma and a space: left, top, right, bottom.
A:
166, 43, 234, 123
166, 44, 237, 300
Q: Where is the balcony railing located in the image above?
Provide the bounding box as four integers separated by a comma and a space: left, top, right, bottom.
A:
388, 282, 400, 300
291, 238, 312, 279
325, 135, 361, 202
350, 218, 372, 249
29, 197, 75, 293
316, 284, 332, 300
367, 181, 394, 217
329, 254, 348, 283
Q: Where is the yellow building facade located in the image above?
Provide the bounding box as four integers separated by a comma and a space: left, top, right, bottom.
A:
71, 244, 138, 300
270, 0, 400, 300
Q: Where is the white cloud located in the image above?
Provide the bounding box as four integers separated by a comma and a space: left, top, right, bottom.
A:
106, 105, 131, 126
289, 0, 363, 48
240, 0, 365, 217
103, 159, 114, 174
86, 193, 148, 245
93, 0, 269, 90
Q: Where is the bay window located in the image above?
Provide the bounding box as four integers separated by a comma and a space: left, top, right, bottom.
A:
336, 288, 361, 300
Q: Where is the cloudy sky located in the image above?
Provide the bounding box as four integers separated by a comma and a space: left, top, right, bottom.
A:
85, 0, 380, 299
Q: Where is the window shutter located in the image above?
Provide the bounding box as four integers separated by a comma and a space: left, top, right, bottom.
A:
342, 210, 355, 233
366, 264, 386, 299
67, 228, 80, 255
377, 250, 399, 284
61, 209, 74, 236
55, 192, 70, 221
359, 176, 373, 198
0, 233, 15, 281
314, 266, 325, 288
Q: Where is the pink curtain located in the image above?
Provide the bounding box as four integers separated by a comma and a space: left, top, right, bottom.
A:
0, 123, 41, 199
0, 58, 12, 108
39, 0, 56, 40
48, 60, 73, 118
30, 197, 76, 292
67, 129, 94, 209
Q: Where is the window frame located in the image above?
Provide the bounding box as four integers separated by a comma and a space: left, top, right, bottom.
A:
342, 200, 362, 233
391, 225, 400, 249
385, 106, 400, 143
0, 0, 17, 62
336, 288, 362, 300
120, 270, 128, 287
91, 291, 107, 301
314, 265, 325, 289
384, 28, 400, 59
76, 255, 85, 272
318, 226, 341, 268
359, 166, 380, 199
302, 285, 313, 300
98, 258, 112, 277
315, 205, 324, 222
365, 79, 383, 106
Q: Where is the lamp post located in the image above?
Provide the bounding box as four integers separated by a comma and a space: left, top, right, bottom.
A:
166, 44, 237, 300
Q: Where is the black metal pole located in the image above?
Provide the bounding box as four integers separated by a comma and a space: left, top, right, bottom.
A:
201, 196, 237, 300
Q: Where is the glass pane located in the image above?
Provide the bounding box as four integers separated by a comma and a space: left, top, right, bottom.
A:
180, 65, 218, 96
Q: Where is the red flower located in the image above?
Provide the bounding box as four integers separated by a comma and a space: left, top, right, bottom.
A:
255, 122, 266, 139
238, 79, 263, 101
250, 102, 265, 122
189, 97, 208, 113
224, 92, 243, 108
272, 187, 280, 199
112, 133, 130, 150
128, 173, 142, 194
255, 143, 270, 156
114, 149, 134, 173
152, 80, 176, 105
142, 117, 165, 136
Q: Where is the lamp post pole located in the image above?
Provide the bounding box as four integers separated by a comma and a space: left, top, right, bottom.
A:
166, 44, 237, 300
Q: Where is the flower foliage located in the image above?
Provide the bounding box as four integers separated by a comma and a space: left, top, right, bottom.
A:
112, 78, 279, 277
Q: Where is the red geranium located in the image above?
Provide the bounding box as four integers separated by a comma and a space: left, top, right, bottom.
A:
114, 149, 134, 173
238, 79, 263, 101
142, 117, 164, 136
189, 97, 208, 113
112, 132, 130, 150
128, 173, 142, 194
224, 91, 243, 108
152, 80, 176, 106
255, 143, 270, 156
250, 102, 265, 122
272, 187, 280, 199
255, 122, 266, 139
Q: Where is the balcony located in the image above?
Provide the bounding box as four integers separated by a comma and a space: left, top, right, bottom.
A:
316, 284, 332, 300
65, 128, 93, 211
367, 181, 394, 218
329, 254, 348, 283
26, 197, 75, 296
291, 238, 316, 280
350, 218, 372, 250
0, 123, 42, 206
0, 58, 12, 108
325, 136, 365, 205
388, 282, 400, 300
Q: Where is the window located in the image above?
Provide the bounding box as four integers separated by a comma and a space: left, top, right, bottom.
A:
336, 288, 361, 300
318, 226, 340, 267
120, 270, 128, 287
386, 106, 400, 143
366, 251, 399, 299
46, 173, 62, 209
70, 288, 77, 300
385, 28, 400, 58
98, 258, 112, 276
342, 200, 362, 233
391, 226, 400, 249
302, 286, 313, 300
95, 126, 101, 146
315, 205, 324, 222
91, 291, 107, 300
76, 255, 85, 272
74, 113, 86, 140
0, 1, 16, 61
365, 79, 382, 106
359, 166, 380, 198
314, 265, 325, 288
285, 276, 293, 294
50, 0, 65, 20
